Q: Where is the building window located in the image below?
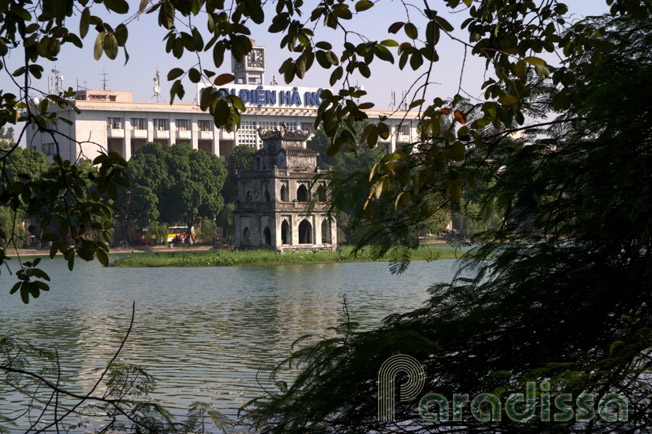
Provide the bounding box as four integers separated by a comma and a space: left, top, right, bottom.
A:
281, 220, 290, 244
198, 120, 212, 132
108, 117, 123, 129
318, 182, 327, 202
263, 227, 272, 246
243, 227, 251, 246
301, 122, 314, 132
321, 218, 332, 244
131, 118, 146, 130
42, 143, 55, 155
237, 120, 258, 148
298, 219, 312, 244
297, 184, 309, 202
263, 184, 271, 202
153, 119, 168, 131
176, 119, 190, 131
399, 123, 411, 135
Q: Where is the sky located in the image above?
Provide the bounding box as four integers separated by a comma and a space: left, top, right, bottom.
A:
2, 1, 610, 143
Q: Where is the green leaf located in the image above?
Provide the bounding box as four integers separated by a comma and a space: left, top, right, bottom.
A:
213, 43, 225, 67
200, 87, 213, 111
451, 141, 465, 161
410, 52, 423, 70
115, 24, 128, 46
535, 64, 550, 78
355, 0, 374, 12
524, 56, 546, 66
94, 33, 105, 60
168, 68, 184, 80
330, 66, 343, 86
96, 248, 109, 267
80, 8, 91, 38
316, 41, 332, 50
378, 122, 390, 139
498, 94, 519, 106
374, 45, 394, 63
325, 51, 339, 65
381, 39, 399, 47
105, 0, 129, 14
188, 68, 201, 83
435, 16, 454, 32
159, 1, 175, 29
363, 124, 378, 148
405, 22, 418, 39
103, 33, 119, 60
515, 59, 527, 78
231, 96, 245, 112
331, 4, 352, 19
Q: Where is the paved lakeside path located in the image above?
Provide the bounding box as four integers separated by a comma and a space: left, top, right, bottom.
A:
13, 238, 462, 258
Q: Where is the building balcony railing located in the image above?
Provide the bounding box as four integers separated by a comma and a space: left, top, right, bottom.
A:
236, 201, 274, 210
154, 130, 169, 140
220, 130, 235, 140
108, 129, 124, 139
199, 130, 213, 140
177, 130, 191, 140
235, 200, 329, 212
132, 129, 147, 139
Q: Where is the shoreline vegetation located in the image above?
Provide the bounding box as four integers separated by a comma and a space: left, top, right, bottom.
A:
109, 244, 465, 268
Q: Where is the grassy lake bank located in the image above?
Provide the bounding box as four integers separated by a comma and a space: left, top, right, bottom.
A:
110, 245, 466, 268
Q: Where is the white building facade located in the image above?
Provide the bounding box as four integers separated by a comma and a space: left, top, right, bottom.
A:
27, 41, 419, 163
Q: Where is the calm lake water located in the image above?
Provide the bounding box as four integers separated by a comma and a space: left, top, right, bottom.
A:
0, 256, 463, 432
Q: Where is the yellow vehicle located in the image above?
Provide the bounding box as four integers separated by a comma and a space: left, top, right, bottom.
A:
139, 234, 157, 245
167, 226, 195, 243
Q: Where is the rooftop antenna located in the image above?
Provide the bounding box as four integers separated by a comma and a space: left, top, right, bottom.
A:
100, 69, 110, 91
76, 79, 88, 91
388, 90, 396, 110
353, 81, 365, 102
152, 70, 161, 102
51, 66, 64, 94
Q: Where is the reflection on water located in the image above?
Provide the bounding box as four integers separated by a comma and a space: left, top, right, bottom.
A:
0, 257, 461, 430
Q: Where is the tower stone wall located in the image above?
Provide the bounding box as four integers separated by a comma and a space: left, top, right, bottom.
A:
234, 127, 337, 251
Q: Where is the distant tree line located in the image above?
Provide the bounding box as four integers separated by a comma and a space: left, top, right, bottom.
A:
115, 142, 226, 245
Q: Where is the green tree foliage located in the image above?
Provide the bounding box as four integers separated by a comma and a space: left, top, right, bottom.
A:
127, 142, 226, 240
114, 185, 159, 243
216, 202, 235, 243
222, 144, 257, 204
197, 218, 219, 243
147, 221, 169, 245
308, 125, 386, 176
246, 9, 652, 434
307, 124, 387, 243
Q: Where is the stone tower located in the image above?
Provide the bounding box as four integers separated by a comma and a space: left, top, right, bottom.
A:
234, 126, 337, 251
